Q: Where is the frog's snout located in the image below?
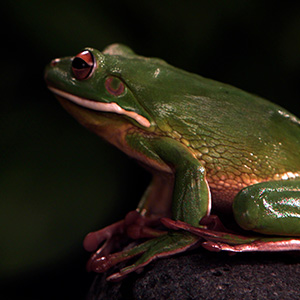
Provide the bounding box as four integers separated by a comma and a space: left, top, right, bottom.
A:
44, 58, 60, 84
50, 58, 61, 67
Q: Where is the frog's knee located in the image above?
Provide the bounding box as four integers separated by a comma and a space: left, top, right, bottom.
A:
232, 181, 300, 236
232, 184, 261, 232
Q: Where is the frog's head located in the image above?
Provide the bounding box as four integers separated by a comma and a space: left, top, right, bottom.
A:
45, 44, 164, 132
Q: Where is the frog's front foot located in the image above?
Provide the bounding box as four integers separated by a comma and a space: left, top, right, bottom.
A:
84, 210, 167, 273
89, 230, 200, 281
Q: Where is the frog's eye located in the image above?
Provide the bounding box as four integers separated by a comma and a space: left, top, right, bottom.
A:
72, 50, 95, 80
105, 76, 126, 97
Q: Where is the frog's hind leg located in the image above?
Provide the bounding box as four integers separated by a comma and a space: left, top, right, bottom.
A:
233, 179, 300, 237
162, 179, 300, 253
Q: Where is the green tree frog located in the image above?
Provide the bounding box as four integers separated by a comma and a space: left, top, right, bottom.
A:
45, 44, 300, 281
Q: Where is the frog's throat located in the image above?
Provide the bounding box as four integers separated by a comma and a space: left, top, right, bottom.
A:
47, 86, 151, 128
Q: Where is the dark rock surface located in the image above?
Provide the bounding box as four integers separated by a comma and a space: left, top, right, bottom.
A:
87, 250, 300, 300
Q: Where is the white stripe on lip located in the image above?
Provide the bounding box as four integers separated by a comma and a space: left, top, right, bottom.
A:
48, 86, 151, 128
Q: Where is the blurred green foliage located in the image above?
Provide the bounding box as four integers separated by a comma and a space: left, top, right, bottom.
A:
1, 0, 300, 298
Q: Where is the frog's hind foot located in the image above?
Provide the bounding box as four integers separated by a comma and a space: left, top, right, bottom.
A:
161, 218, 300, 253
161, 217, 248, 246
202, 238, 300, 252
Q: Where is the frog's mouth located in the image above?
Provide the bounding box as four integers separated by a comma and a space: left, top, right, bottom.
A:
47, 86, 151, 128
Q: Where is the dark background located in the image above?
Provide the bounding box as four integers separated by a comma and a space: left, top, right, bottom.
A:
1, 1, 300, 299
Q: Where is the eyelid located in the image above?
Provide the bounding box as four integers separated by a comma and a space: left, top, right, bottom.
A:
72, 50, 95, 80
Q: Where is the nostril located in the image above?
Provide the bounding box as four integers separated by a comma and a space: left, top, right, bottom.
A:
50, 58, 60, 66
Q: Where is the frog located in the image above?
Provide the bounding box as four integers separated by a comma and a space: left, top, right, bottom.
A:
45, 44, 300, 281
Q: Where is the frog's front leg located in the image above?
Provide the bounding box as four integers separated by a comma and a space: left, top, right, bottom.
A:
84, 174, 173, 264
86, 136, 211, 280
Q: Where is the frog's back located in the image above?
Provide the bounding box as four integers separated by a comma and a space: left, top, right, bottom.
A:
117, 53, 300, 194
141, 65, 300, 209
172, 81, 300, 210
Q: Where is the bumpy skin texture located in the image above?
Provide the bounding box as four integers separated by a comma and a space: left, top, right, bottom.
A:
45, 44, 300, 281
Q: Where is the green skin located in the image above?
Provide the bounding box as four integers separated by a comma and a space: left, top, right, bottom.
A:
45, 44, 300, 281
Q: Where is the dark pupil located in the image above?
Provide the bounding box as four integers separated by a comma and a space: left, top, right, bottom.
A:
72, 57, 90, 69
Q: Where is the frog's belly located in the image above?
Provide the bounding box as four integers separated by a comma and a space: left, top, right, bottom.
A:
207, 174, 251, 213
209, 186, 238, 214
208, 170, 300, 214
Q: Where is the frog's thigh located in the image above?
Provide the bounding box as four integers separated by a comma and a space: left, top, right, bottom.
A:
233, 180, 300, 236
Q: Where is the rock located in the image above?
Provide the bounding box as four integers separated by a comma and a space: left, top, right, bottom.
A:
87, 249, 300, 300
